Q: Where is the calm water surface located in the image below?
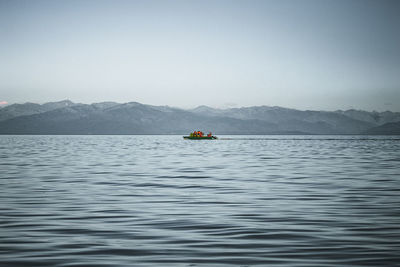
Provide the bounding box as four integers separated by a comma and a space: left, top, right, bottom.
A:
1, 135, 399, 266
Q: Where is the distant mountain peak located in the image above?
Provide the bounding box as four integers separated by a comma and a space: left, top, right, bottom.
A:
192, 105, 217, 111
125, 101, 144, 107
43, 99, 74, 105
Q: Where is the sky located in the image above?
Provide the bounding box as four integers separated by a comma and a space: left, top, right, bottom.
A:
0, 0, 399, 111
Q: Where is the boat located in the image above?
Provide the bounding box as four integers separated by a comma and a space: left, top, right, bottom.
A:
183, 136, 218, 140
183, 131, 217, 140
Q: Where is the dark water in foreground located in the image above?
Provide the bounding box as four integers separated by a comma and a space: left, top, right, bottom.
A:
1, 135, 400, 266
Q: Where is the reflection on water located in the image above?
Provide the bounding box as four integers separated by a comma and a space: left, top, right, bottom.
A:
1, 135, 399, 266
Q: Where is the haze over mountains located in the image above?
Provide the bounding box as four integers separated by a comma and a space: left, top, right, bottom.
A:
0, 100, 399, 135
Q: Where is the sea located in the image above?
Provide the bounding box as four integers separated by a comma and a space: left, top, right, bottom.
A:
0, 135, 399, 266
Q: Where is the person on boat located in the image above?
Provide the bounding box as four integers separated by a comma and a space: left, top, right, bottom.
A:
207, 132, 212, 137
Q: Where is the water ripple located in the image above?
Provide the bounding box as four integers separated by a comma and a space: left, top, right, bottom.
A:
0, 135, 399, 266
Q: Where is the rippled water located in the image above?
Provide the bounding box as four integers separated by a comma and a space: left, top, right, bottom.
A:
1, 135, 400, 266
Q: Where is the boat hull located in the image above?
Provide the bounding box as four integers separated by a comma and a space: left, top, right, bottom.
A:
183, 136, 217, 140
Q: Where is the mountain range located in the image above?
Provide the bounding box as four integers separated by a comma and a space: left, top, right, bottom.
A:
0, 100, 399, 135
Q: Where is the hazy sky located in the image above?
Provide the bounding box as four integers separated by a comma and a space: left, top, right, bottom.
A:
1, 0, 399, 111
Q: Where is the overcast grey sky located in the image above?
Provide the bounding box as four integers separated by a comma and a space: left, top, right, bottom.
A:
1, 0, 399, 111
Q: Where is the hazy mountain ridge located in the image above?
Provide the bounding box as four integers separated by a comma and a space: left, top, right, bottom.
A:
362, 122, 400, 135
334, 109, 400, 125
0, 100, 75, 122
190, 105, 398, 134
0, 101, 399, 134
191, 105, 400, 126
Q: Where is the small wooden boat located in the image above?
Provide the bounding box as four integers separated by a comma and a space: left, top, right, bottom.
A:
183, 131, 217, 140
